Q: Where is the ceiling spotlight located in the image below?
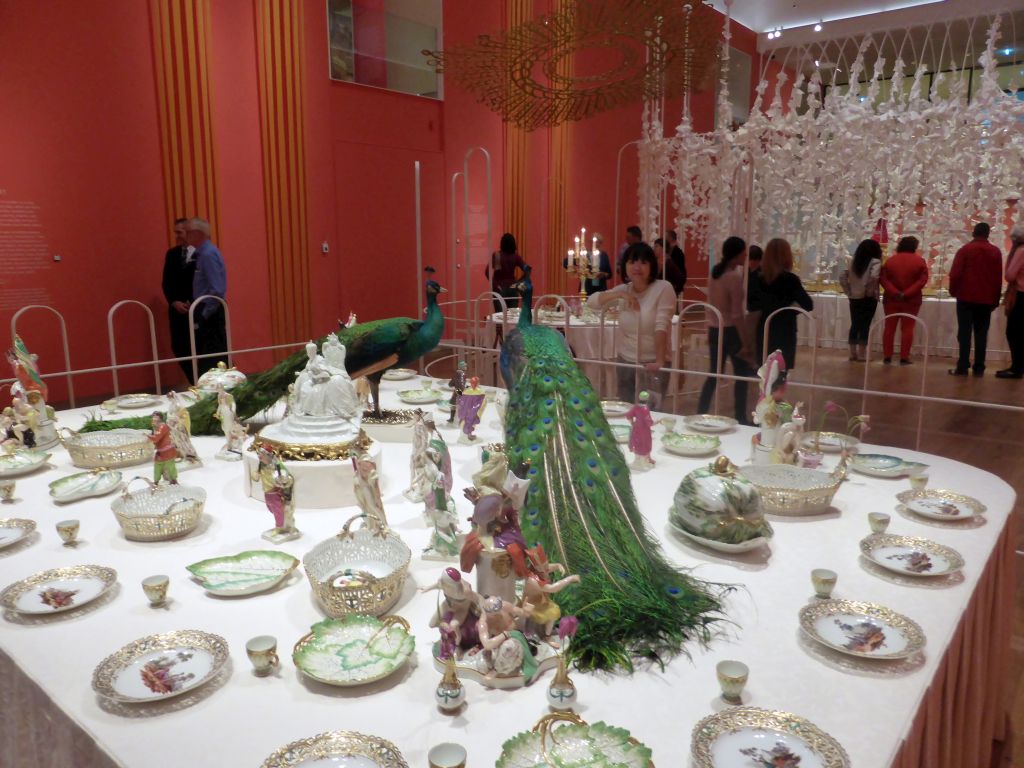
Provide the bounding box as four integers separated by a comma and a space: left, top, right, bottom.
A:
814, 22, 822, 32
767, 30, 775, 40
775, 27, 782, 38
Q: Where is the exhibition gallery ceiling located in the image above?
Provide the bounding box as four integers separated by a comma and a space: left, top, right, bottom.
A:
708, 0, 945, 32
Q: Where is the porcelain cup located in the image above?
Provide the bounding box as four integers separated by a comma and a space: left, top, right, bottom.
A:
428, 743, 467, 768
0, 480, 14, 502
56, 519, 79, 545
101, 399, 119, 413
811, 568, 837, 599
142, 574, 169, 606
421, 378, 435, 391
716, 660, 749, 704
909, 469, 929, 491
246, 635, 279, 675
659, 417, 677, 434
868, 512, 890, 534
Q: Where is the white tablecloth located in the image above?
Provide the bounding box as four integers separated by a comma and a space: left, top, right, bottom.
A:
0, 384, 1014, 767
797, 293, 1010, 362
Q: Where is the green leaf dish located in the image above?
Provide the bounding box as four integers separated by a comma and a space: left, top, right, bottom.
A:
0, 450, 51, 479
186, 550, 299, 597
662, 432, 720, 457
293, 615, 415, 687
496, 719, 653, 768
49, 470, 123, 504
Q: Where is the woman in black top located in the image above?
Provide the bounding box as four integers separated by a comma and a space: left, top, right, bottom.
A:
757, 238, 813, 368
485, 233, 527, 312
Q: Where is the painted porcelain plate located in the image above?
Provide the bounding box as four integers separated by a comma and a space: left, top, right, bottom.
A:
91, 629, 229, 703
670, 520, 769, 553
260, 731, 409, 768
116, 393, 161, 409
662, 432, 721, 456
684, 414, 738, 433
610, 424, 631, 444
397, 388, 441, 404
1, 565, 117, 615
800, 431, 859, 453
601, 400, 632, 417
0, 450, 51, 479
186, 550, 299, 597
497, 716, 653, 768
691, 707, 850, 768
799, 599, 925, 660
49, 470, 123, 504
850, 453, 927, 478
860, 534, 964, 577
293, 615, 414, 687
897, 489, 985, 521
382, 368, 417, 381
0, 518, 36, 550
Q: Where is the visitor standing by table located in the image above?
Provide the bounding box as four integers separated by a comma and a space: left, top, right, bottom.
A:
757, 238, 813, 369
616, 225, 643, 283
667, 230, 687, 295
998, 223, 1024, 379
948, 222, 1003, 376
187, 217, 229, 370
161, 217, 197, 383
654, 237, 686, 299
839, 239, 882, 362
485, 233, 527, 312
880, 236, 929, 365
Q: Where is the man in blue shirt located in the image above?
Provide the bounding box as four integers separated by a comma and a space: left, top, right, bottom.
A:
185, 217, 228, 369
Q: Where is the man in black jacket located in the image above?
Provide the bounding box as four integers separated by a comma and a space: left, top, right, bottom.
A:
161, 218, 197, 383
667, 230, 687, 294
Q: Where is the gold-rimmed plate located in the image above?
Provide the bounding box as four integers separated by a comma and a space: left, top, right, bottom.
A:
601, 400, 632, 417
799, 599, 925, 660
91, 629, 229, 703
684, 414, 738, 433
116, 393, 162, 409
692, 707, 850, 768
382, 368, 417, 381
260, 731, 409, 768
860, 534, 964, 577
1, 565, 117, 615
0, 518, 36, 550
896, 489, 985, 521
801, 431, 859, 453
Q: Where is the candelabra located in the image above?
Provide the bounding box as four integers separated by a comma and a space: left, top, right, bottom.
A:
565, 226, 603, 299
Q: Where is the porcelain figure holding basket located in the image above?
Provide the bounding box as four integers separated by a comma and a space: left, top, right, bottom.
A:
252, 442, 300, 543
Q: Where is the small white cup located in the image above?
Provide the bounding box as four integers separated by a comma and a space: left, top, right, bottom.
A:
142, 575, 169, 606
909, 469, 929, 491
811, 568, 837, 599
246, 635, 279, 675
659, 416, 677, 434
428, 743, 467, 768
56, 519, 79, 546
868, 512, 890, 534
0, 480, 15, 502
716, 660, 749, 704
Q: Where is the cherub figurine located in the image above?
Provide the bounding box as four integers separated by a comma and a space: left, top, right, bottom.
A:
1, 406, 27, 447
477, 596, 538, 682
422, 447, 462, 560
147, 412, 179, 484
345, 311, 357, 328
404, 409, 430, 502
251, 442, 299, 542
456, 376, 487, 444
353, 452, 387, 530
215, 386, 243, 460
447, 361, 468, 423
167, 391, 201, 468
11, 396, 38, 448
521, 545, 580, 639
421, 567, 482, 658
625, 390, 655, 471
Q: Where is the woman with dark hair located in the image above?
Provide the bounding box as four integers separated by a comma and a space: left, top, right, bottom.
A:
757, 238, 814, 368
880, 235, 929, 364
697, 236, 756, 422
587, 242, 676, 406
840, 239, 882, 361
485, 233, 527, 312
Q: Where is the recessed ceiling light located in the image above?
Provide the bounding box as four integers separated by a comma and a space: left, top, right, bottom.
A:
767, 30, 775, 39
814, 22, 822, 32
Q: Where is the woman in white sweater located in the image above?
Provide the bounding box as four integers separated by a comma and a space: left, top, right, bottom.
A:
587, 242, 676, 406
840, 239, 882, 361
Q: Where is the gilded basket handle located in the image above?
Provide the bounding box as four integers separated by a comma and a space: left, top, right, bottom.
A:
122, 476, 157, 497
535, 711, 587, 768
57, 426, 78, 446
338, 512, 389, 540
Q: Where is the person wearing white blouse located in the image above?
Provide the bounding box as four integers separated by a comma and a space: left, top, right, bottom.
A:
587, 242, 676, 407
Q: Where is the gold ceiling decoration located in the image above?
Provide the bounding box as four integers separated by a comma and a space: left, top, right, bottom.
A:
423, 0, 722, 131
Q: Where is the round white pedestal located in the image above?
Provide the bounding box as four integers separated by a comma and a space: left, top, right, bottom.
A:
242, 442, 383, 509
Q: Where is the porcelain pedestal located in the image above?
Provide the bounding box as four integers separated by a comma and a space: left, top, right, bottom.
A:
243, 443, 383, 509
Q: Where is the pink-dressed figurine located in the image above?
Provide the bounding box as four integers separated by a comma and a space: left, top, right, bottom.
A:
456, 376, 487, 444
250, 442, 300, 543
625, 390, 655, 471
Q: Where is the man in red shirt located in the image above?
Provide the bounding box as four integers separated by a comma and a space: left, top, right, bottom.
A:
948, 222, 1003, 376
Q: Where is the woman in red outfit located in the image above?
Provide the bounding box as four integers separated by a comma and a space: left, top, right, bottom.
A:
879, 236, 929, 364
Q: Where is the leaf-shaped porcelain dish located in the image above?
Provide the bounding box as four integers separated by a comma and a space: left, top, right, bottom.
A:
692, 707, 850, 768
116, 393, 162, 409
382, 368, 417, 381
293, 615, 414, 687
186, 550, 300, 597
601, 400, 632, 417
496, 714, 653, 768
260, 731, 409, 768
48, 470, 123, 504
662, 432, 721, 456
0, 518, 36, 550
0, 450, 51, 479
859, 534, 964, 577
800, 431, 859, 453
397, 388, 441, 404
850, 453, 927, 478
610, 424, 631, 444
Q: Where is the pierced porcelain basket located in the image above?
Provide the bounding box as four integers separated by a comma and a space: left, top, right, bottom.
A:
738, 457, 847, 516
303, 513, 411, 617
110, 478, 206, 541
61, 428, 153, 469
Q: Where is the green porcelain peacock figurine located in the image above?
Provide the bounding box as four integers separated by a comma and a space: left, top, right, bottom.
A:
500, 266, 727, 671
81, 275, 447, 434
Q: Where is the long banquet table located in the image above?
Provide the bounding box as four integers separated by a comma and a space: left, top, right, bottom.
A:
0, 380, 1015, 768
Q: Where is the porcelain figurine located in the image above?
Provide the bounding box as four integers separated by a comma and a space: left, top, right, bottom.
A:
477, 596, 538, 683
293, 336, 359, 420
5, 337, 57, 449
547, 615, 579, 710
422, 446, 462, 560
353, 452, 387, 530
422, 567, 482, 655
251, 442, 300, 543
521, 545, 580, 638
404, 409, 430, 502
447, 361, 468, 423
147, 412, 179, 485
7, 335, 48, 401
752, 350, 793, 461
345, 311, 357, 328
2, 406, 29, 448
167, 390, 201, 467
214, 386, 244, 460
772, 405, 805, 465
196, 361, 247, 392
355, 377, 373, 413
456, 376, 487, 444
625, 390, 655, 471
670, 456, 773, 546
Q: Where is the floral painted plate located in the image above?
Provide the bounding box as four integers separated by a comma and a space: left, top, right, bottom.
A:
293, 615, 414, 687
684, 414, 738, 433
91, 629, 229, 703
0, 518, 36, 550
49, 470, 123, 504
116, 393, 162, 409
662, 432, 721, 457
601, 400, 632, 417
800, 431, 859, 454
398, 388, 441, 404
691, 707, 850, 768
260, 731, 409, 768
799, 599, 925, 660
0, 450, 51, 479
0, 565, 117, 615
670, 520, 769, 553
497, 712, 653, 768
610, 424, 631, 444
896, 489, 985, 521
850, 453, 927, 478
382, 368, 417, 381
186, 550, 300, 597
860, 534, 964, 577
